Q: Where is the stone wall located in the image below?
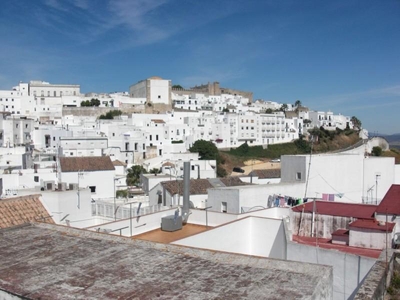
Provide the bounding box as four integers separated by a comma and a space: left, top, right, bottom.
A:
62, 106, 144, 117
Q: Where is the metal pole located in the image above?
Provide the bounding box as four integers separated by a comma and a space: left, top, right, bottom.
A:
114, 178, 116, 220
130, 202, 132, 237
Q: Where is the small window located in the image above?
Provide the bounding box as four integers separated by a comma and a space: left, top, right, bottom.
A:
296, 172, 302, 180
221, 202, 227, 213
89, 186, 96, 193
34, 176, 39, 182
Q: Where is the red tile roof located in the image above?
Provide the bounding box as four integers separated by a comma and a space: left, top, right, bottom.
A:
331, 229, 349, 236
292, 235, 381, 259
60, 156, 115, 172
0, 195, 54, 229
349, 219, 395, 232
291, 201, 377, 219
151, 119, 165, 124
376, 184, 400, 215
112, 159, 126, 167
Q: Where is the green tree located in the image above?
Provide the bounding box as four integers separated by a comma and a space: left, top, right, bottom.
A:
189, 140, 219, 161
116, 190, 128, 198
189, 140, 226, 178
280, 103, 288, 112
126, 165, 147, 186
265, 108, 273, 114
351, 116, 362, 130
371, 146, 382, 156
149, 168, 160, 175
172, 84, 184, 89
90, 98, 100, 107
222, 107, 229, 113
235, 142, 250, 156
294, 100, 302, 108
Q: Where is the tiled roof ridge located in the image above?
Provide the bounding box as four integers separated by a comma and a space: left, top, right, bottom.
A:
0, 194, 43, 202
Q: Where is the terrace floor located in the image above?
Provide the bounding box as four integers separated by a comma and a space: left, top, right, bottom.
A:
133, 223, 209, 243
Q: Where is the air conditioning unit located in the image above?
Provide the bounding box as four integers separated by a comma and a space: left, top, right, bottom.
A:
44, 181, 55, 191
69, 183, 79, 190
58, 182, 67, 191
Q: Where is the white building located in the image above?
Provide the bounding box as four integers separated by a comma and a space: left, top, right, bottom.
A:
129, 76, 171, 105
58, 156, 116, 200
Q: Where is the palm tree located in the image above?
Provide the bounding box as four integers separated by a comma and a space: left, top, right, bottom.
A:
294, 100, 302, 108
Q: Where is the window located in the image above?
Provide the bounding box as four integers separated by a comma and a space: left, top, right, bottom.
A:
149, 135, 152, 141
34, 176, 39, 182
158, 95, 161, 99
89, 186, 96, 193
54, 91, 56, 97
221, 202, 227, 213
53, 137, 56, 141
156, 135, 159, 141
296, 172, 302, 180
16, 124, 18, 128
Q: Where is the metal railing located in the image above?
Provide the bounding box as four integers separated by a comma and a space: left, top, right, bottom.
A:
92, 201, 173, 220
361, 197, 382, 205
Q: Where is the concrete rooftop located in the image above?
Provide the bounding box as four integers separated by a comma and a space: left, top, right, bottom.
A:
0, 223, 332, 299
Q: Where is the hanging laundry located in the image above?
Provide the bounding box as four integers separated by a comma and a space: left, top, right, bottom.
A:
322, 193, 329, 201
328, 194, 335, 201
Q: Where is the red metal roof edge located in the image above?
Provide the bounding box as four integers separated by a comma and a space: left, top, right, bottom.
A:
349, 219, 395, 232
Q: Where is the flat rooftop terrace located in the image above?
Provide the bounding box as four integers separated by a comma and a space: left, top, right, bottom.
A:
0, 223, 333, 299
133, 223, 209, 243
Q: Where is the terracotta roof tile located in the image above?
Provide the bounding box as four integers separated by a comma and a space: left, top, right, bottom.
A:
219, 177, 252, 186
161, 177, 250, 195
249, 169, 281, 179
0, 195, 54, 229
162, 179, 213, 195
112, 160, 126, 167
376, 184, 400, 215
331, 229, 349, 236
151, 119, 165, 124
291, 201, 377, 219
60, 156, 115, 172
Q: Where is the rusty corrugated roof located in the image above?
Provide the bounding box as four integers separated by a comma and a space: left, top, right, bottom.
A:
0, 195, 53, 229
60, 156, 115, 172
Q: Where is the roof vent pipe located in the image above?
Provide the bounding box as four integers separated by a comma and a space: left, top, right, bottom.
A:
182, 161, 191, 224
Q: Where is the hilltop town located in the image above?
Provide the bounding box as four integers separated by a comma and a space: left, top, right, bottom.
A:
0, 77, 399, 300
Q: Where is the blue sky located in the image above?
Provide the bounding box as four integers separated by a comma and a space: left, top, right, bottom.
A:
0, 0, 399, 134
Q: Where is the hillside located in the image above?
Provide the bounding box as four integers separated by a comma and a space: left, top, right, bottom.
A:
219, 129, 361, 175
383, 133, 400, 149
